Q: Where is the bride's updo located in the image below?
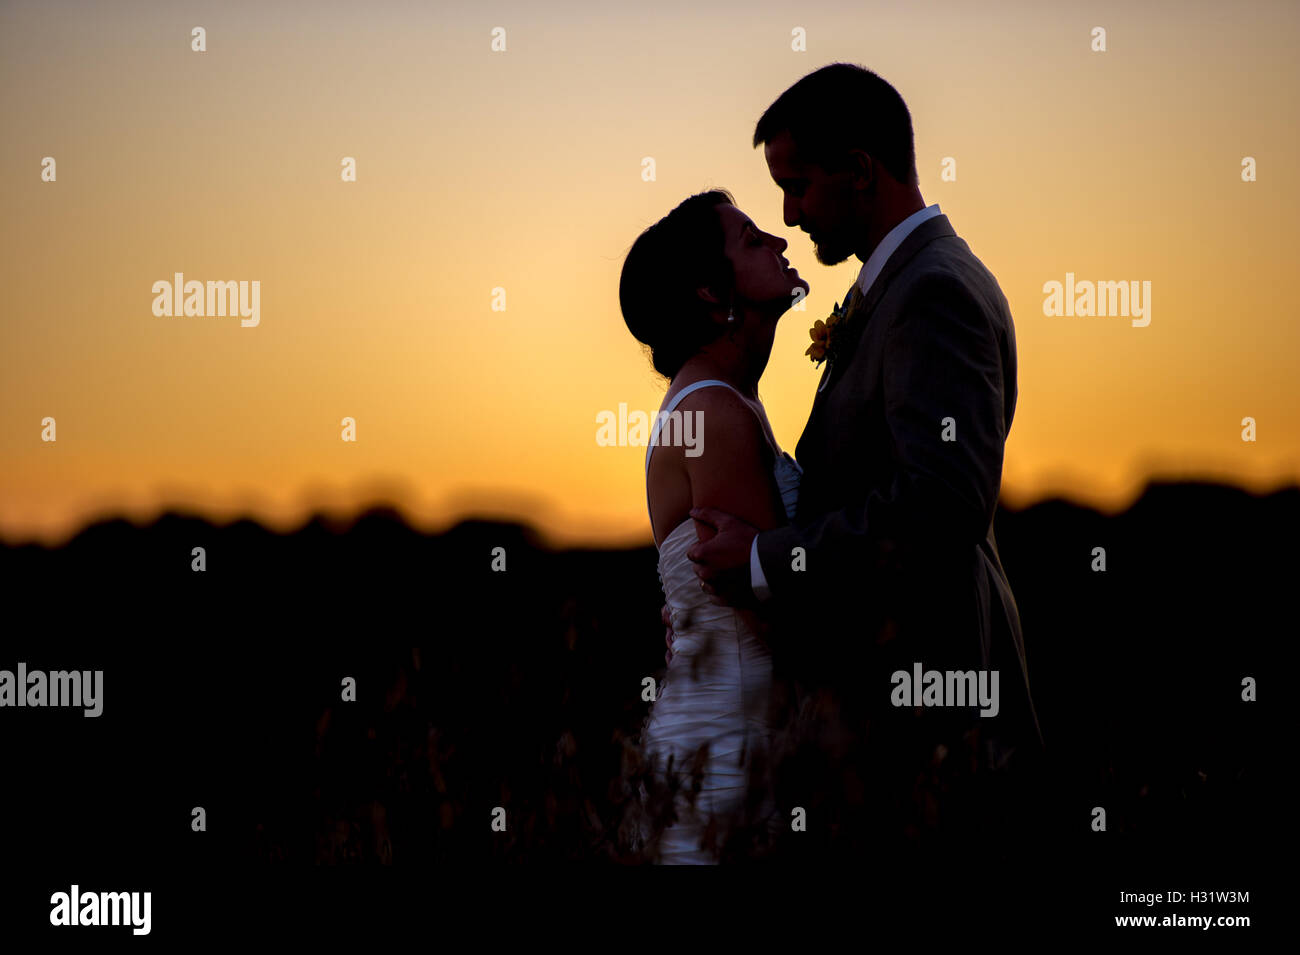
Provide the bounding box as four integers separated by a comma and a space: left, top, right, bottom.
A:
620, 189, 737, 379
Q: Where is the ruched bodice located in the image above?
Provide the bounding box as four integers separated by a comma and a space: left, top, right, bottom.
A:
636, 379, 801, 863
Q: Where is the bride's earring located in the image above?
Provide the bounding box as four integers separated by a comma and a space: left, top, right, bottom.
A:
727, 309, 736, 322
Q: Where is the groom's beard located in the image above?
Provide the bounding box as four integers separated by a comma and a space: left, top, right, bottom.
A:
813, 241, 854, 267
807, 227, 856, 266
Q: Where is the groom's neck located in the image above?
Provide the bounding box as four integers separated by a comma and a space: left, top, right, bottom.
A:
856, 188, 926, 264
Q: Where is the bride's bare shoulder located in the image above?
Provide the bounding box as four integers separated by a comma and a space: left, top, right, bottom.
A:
671, 387, 773, 465
664, 381, 755, 421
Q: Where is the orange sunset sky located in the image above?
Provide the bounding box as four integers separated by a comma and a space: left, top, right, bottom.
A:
2, 0, 1298, 548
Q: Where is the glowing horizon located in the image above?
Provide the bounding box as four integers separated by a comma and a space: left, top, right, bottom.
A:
3, 0, 1298, 550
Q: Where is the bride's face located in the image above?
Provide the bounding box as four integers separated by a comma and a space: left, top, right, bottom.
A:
716, 203, 810, 312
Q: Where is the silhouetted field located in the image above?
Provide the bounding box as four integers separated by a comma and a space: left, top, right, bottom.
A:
0, 480, 1287, 883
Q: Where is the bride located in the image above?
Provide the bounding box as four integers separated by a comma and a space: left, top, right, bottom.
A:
618, 188, 809, 863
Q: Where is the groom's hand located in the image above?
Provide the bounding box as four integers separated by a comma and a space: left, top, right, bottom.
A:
686, 506, 760, 608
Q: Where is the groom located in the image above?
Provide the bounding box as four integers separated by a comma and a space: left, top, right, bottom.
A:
684, 64, 1043, 848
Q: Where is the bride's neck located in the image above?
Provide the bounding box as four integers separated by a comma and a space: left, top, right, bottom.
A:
678, 343, 767, 398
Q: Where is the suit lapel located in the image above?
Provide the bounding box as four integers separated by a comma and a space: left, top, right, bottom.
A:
841, 213, 957, 346
808, 212, 958, 404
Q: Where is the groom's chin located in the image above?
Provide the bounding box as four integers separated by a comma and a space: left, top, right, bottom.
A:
813, 244, 852, 267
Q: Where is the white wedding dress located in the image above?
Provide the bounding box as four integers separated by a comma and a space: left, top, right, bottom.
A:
638, 379, 802, 864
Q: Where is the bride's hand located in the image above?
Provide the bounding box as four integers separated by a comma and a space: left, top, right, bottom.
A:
662, 603, 674, 664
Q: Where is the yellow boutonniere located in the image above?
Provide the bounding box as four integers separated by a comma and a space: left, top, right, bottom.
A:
805, 297, 854, 367
805, 317, 833, 364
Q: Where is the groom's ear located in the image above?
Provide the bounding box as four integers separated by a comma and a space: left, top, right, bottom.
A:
845, 148, 877, 189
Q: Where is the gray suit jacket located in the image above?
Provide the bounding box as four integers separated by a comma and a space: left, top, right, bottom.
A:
757, 212, 1043, 755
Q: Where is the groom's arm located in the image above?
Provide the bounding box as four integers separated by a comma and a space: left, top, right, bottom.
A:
754, 272, 1011, 609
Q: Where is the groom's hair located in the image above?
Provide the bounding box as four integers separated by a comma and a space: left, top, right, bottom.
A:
753, 63, 918, 187
619, 189, 737, 379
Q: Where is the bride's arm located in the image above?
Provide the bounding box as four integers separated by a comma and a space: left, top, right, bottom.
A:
658, 387, 784, 639
671, 388, 785, 615
679, 388, 786, 542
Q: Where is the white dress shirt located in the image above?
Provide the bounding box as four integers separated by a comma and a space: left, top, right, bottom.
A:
749, 203, 944, 601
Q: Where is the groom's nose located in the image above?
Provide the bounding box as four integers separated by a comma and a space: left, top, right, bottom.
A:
783, 194, 801, 228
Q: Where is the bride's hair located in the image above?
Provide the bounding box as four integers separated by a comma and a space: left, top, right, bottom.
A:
619, 189, 737, 379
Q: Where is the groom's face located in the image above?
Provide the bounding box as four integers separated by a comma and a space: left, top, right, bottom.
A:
764, 129, 858, 267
